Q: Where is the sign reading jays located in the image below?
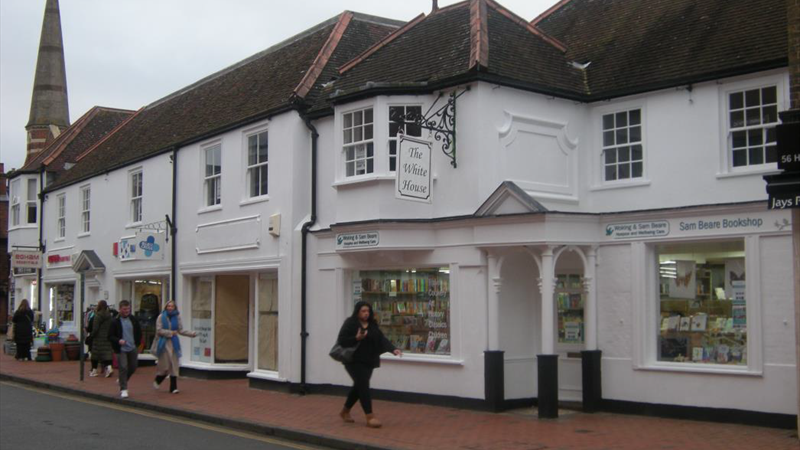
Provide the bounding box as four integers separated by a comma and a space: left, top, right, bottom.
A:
396, 134, 433, 203
765, 119, 800, 210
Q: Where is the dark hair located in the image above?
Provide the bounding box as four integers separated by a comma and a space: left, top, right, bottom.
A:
97, 300, 108, 312
351, 301, 375, 324
119, 300, 131, 308
16, 299, 31, 313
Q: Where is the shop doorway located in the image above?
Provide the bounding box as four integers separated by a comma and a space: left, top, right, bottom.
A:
120, 278, 169, 355
214, 275, 250, 364
553, 250, 586, 402
499, 251, 541, 400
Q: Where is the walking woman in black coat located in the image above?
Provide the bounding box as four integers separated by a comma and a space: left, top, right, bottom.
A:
12, 299, 35, 361
337, 301, 402, 428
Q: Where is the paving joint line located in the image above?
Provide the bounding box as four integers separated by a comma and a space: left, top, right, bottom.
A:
0, 372, 399, 450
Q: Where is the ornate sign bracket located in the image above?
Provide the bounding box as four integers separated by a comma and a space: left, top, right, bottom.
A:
393, 87, 469, 168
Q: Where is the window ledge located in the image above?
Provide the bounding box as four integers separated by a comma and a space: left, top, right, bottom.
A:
53, 238, 65, 243
77, 232, 91, 239
198, 205, 223, 215
332, 174, 393, 188
9, 225, 38, 231
716, 167, 781, 180
590, 179, 651, 192
380, 354, 464, 366
636, 363, 761, 377
247, 370, 286, 382
240, 196, 270, 207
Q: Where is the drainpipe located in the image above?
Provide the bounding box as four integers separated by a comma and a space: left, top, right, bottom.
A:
299, 112, 318, 394
170, 148, 178, 303
37, 168, 45, 317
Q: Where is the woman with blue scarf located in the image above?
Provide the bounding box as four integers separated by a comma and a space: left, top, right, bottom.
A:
151, 301, 197, 393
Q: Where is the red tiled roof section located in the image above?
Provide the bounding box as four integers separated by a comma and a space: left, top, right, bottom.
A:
469, 0, 489, 70
339, 13, 426, 74
75, 108, 143, 162
535, 0, 788, 99
294, 11, 354, 99
529, 0, 573, 27
487, 0, 566, 53
17, 107, 134, 174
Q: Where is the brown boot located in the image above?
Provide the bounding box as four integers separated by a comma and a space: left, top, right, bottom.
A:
365, 413, 382, 428
339, 407, 355, 423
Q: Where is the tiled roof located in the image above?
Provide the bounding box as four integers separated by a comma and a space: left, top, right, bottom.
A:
13, 106, 133, 176
323, 0, 586, 104
534, 0, 788, 99
47, 12, 401, 192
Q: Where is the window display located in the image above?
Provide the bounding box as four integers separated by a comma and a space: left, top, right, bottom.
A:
191, 277, 213, 363
121, 279, 167, 354
657, 240, 746, 365
257, 274, 278, 371
556, 274, 584, 345
353, 268, 450, 355
50, 283, 74, 328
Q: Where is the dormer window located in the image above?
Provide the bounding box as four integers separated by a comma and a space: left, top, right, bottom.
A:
343, 108, 374, 177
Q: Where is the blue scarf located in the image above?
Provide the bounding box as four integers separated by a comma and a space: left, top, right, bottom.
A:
156, 310, 181, 358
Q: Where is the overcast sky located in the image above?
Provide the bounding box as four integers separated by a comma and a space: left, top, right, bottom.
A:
0, 0, 557, 171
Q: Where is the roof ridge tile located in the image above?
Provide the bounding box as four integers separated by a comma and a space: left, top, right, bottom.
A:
529, 0, 574, 27
75, 108, 143, 163
293, 11, 354, 99
486, 0, 567, 53
469, 0, 490, 70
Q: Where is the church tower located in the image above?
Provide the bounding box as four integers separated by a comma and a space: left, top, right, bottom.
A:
25, 0, 70, 164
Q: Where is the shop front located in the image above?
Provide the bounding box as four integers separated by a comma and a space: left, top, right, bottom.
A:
116, 276, 170, 358
181, 270, 279, 378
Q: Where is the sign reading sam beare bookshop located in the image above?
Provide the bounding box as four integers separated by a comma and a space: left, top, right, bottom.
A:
396, 134, 433, 203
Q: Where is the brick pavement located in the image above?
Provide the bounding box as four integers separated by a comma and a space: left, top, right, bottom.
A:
0, 351, 796, 450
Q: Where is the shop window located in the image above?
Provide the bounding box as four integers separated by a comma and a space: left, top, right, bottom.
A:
257, 274, 278, 371
49, 283, 74, 329
728, 86, 778, 168
130, 170, 143, 223
657, 240, 746, 365
602, 109, 643, 182
204, 144, 222, 206
246, 131, 268, 198
388, 106, 422, 172
190, 277, 213, 363
352, 268, 450, 355
343, 108, 374, 177
121, 279, 167, 354
27, 178, 38, 224
56, 194, 66, 239
556, 274, 584, 345
10, 179, 20, 227
189, 275, 250, 365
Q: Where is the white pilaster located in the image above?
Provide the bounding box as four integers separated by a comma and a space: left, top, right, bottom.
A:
585, 245, 599, 351
540, 247, 556, 354
487, 252, 501, 351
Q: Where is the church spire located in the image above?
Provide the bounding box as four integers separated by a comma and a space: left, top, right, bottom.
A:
26, 0, 70, 164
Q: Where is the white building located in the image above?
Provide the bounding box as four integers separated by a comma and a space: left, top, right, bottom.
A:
9, 0, 795, 427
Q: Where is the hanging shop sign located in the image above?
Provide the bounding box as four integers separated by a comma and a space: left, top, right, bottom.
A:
396, 134, 433, 203
11, 250, 42, 269
776, 122, 800, 172
765, 113, 800, 209
119, 231, 166, 261
336, 231, 380, 250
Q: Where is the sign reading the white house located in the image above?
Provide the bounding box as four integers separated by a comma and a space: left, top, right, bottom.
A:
396, 135, 433, 203
336, 232, 380, 250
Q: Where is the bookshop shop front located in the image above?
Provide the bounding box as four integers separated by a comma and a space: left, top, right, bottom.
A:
312, 204, 796, 418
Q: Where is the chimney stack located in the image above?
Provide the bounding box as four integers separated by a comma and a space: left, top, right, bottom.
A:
432, 0, 439, 13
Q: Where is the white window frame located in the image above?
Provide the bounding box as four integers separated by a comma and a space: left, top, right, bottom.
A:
631, 236, 763, 376
202, 142, 222, 209
601, 108, 645, 183
388, 104, 423, 173
80, 185, 90, 235
342, 107, 375, 178
26, 178, 38, 225
10, 179, 20, 227
56, 194, 66, 240
727, 85, 779, 169
591, 102, 650, 191
130, 169, 143, 225
717, 72, 787, 178
245, 130, 268, 200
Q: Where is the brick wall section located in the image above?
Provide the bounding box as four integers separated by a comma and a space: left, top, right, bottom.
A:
791, 0, 799, 109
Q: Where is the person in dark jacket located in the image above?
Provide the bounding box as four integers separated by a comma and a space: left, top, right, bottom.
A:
337, 301, 402, 428
89, 301, 114, 378
107, 300, 142, 398
12, 299, 35, 361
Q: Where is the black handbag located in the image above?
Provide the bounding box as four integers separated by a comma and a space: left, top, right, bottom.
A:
329, 342, 359, 363
85, 333, 93, 347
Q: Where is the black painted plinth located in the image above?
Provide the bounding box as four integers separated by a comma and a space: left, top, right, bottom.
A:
537, 354, 558, 419
581, 350, 602, 413
484, 350, 505, 412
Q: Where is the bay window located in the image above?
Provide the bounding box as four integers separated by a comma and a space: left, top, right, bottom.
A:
343, 108, 374, 177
